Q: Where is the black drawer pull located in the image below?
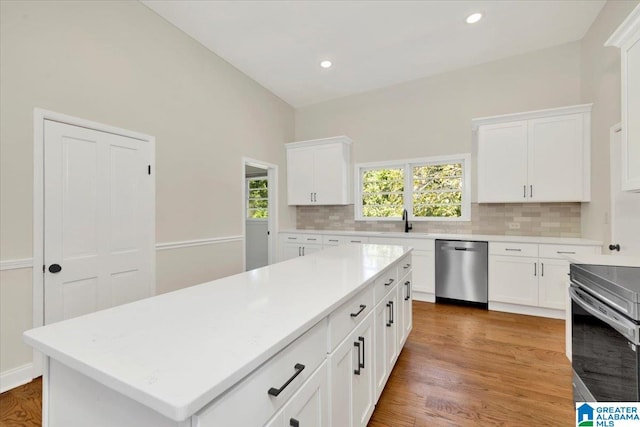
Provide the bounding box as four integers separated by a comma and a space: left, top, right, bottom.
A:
505, 248, 522, 252
403, 263, 411, 269
354, 340, 362, 375
405, 281, 411, 301
386, 302, 394, 327
350, 304, 366, 317
267, 363, 305, 397
290, 418, 299, 427
385, 278, 395, 286
454, 247, 467, 251
557, 251, 576, 254
358, 336, 365, 369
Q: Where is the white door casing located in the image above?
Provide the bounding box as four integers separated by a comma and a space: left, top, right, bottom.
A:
610, 124, 640, 255
33, 109, 155, 377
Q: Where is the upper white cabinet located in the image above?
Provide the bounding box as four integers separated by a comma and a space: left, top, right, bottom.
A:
474, 104, 592, 203
286, 136, 352, 205
606, 5, 640, 192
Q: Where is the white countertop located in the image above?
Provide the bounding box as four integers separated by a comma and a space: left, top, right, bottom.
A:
566, 253, 640, 267
281, 229, 602, 246
23, 244, 410, 422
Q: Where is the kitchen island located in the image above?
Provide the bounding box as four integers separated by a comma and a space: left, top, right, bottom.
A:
24, 244, 412, 427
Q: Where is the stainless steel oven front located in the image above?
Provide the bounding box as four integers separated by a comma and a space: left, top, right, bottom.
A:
570, 284, 640, 402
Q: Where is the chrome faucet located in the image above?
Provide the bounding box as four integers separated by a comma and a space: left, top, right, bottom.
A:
402, 209, 412, 233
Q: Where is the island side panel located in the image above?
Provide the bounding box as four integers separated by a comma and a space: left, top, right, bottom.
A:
47, 358, 190, 427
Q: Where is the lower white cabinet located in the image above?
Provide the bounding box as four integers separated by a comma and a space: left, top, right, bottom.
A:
373, 286, 398, 401
266, 362, 329, 427
280, 234, 323, 261
538, 258, 570, 310
329, 311, 375, 427
489, 255, 539, 306
398, 273, 413, 349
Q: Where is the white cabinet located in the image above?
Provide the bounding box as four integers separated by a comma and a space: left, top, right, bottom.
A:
286, 136, 352, 205
489, 243, 599, 315
475, 105, 591, 203
280, 234, 323, 261
266, 362, 329, 427
397, 273, 413, 349
606, 5, 640, 192
329, 311, 375, 427
489, 255, 539, 306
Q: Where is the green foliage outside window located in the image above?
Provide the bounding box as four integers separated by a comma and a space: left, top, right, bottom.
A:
247, 178, 268, 218
361, 162, 463, 219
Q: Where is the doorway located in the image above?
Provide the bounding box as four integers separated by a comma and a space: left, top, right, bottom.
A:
243, 158, 277, 270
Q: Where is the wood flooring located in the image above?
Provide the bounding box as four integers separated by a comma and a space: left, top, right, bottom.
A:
0, 301, 573, 426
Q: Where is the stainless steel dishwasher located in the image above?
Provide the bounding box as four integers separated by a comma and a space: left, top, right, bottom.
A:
435, 239, 488, 307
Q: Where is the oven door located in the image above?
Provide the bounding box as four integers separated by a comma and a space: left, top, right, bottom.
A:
570, 284, 640, 402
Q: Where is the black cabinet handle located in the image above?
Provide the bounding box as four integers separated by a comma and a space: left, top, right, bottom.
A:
385, 278, 395, 287
534, 262, 537, 277
354, 340, 361, 375
290, 418, 299, 427
609, 244, 621, 252
541, 262, 544, 277
390, 301, 394, 324
386, 302, 393, 327
267, 363, 305, 397
48, 264, 62, 273
405, 281, 411, 301
358, 336, 365, 369
350, 304, 366, 318
403, 263, 411, 269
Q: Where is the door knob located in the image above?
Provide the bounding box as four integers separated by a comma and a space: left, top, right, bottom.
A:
609, 244, 621, 252
48, 264, 62, 273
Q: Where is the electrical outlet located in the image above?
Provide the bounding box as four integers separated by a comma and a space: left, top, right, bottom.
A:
508, 222, 521, 230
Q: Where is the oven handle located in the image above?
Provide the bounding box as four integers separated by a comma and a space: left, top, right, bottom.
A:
570, 286, 639, 344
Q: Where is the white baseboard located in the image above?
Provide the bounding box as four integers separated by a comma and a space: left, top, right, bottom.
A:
412, 290, 435, 303
489, 302, 565, 319
0, 363, 34, 393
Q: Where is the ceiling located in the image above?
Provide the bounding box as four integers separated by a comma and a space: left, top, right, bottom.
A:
142, 0, 606, 108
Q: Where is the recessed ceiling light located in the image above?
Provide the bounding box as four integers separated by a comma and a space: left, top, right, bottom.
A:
320, 60, 332, 69
466, 12, 483, 24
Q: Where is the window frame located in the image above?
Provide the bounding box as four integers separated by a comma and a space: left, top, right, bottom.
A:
354, 154, 471, 222
246, 176, 269, 220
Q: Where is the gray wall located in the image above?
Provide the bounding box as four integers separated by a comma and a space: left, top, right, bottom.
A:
0, 1, 295, 375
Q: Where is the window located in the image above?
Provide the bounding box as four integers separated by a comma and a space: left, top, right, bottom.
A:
356, 154, 470, 221
247, 177, 268, 219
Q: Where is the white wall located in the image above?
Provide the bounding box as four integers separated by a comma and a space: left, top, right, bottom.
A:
579, 0, 640, 249
295, 42, 582, 172
0, 1, 295, 379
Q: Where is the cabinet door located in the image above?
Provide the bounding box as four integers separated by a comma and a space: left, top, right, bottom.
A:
287, 147, 315, 205
489, 255, 538, 306
329, 312, 374, 427
398, 275, 412, 348
528, 114, 584, 201
351, 313, 374, 427
301, 244, 322, 257
538, 258, 570, 310
411, 250, 434, 294
282, 362, 329, 427
281, 243, 302, 261
622, 34, 640, 191
373, 299, 389, 400
477, 121, 528, 202
313, 143, 349, 204
384, 292, 398, 371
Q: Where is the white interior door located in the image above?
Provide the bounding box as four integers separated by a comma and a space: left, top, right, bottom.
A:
610, 124, 640, 255
44, 120, 154, 324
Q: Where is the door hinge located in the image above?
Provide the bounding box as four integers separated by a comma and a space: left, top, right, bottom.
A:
148, 165, 151, 175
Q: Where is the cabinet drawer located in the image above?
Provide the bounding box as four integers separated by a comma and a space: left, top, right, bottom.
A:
323, 235, 370, 246
194, 320, 328, 427
302, 235, 322, 244
538, 244, 597, 259
328, 286, 374, 352
397, 254, 412, 280
281, 234, 322, 244
373, 267, 398, 305
489, 242, 538, 257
